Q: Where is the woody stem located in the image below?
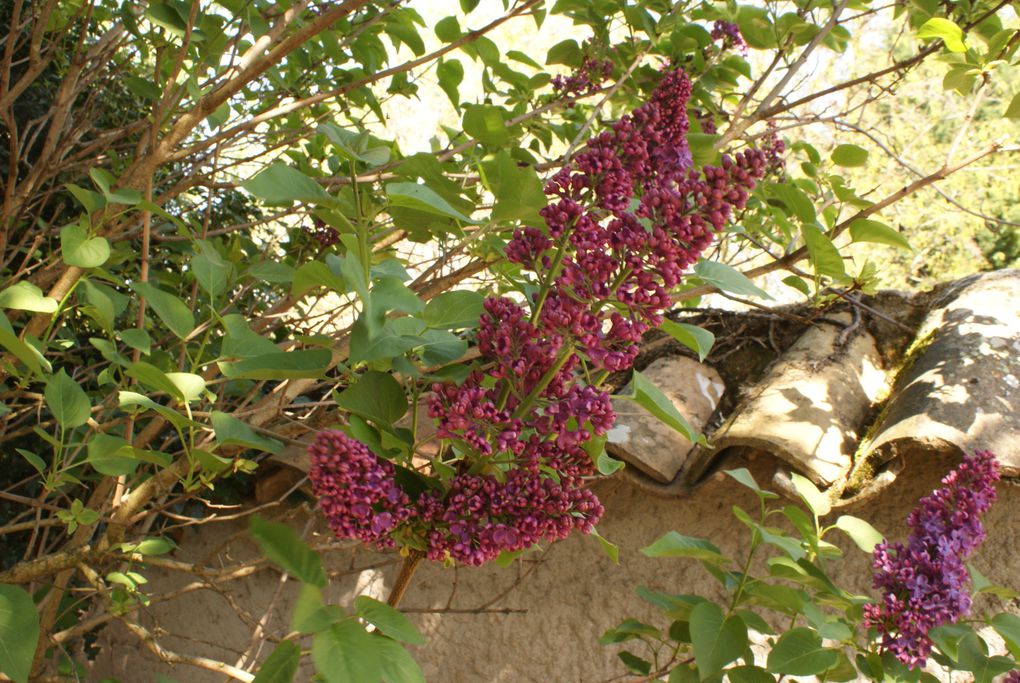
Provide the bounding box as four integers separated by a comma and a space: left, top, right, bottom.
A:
386, 549, 425, 608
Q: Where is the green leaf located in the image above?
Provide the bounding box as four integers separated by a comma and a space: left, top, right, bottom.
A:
335, 371, 408, 426
119, 329, 152, 355
635, 587, 707, 620
789, 472, 831, 517
833, 515, 883, 553
618, 651, 652, 675
590, 527, 619, 564
60, 224, 111, 268
126, 362, 186, 402
291, 585, 345, 634
196, 447, 235, 475
625, 371, 703, 443
767, 182, 816, 223
830, 144, 869, 167
956, 632, 1014, 683
191, 242, 232, 297
354, 597, 425, 645
45, 369, 91, 428
0, 585, 40, 683
727, 665, 776, 683
87, 433, 141, 476
252, 641, 300, 683
767, 628, 838, 675
849, 219, 912, 252
15, 449, 45, 476
120, 537, 176, 556
930, 622, 974, 660
437, 59, 464, 110
435, 16, 460, 41
484, 151, 547, 223
600, 619, 660, 645
991, 613, 1020, 659
422, 290, 484, 329
546, 39, 580, 66
349, 317, 424, 364
131, 282, 195, 339
659, 319, 714, 361
417, 329, 468, 367
371, 278, 423, 315
801, 225, 846, 279
166, 373, 205, 402
249, 516, 326, 587
0, 281, 58, 313
596, 450, 625, 476
80, 280, 118, 331
65, 183, 100, 212
211, 411, 283, 454
145, 2, 187, 34
463, 104, 510, 146
385, 182, 473, 223
641, 532, 725, 563
1005, 93, 1020, 119
689, 601, 747, 676
243, 163, 336, 206
317, 124, 391, 167
89, 167, 142, 204
667, 665, 699, 683
312, 620, 383, 683
118, 391, 192, 430
219, 349, 332, 380
694, 260, 772, 300
0, 315, 50, 376
377, 636, 425, 683
917, 17, 966, 52
724, 468, 778, 499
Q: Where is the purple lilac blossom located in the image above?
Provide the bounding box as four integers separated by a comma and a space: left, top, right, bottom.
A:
863, 450, 1001, 668
762, 121, 786, 175
711, 20, 747, 54
312, 67, 766, 565
308, 430, 412, 549
426, 68, 765, 564
552, 56, 613, 100
305, 216, 339, 247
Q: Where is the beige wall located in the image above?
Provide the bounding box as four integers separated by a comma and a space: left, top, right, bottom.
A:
94, 451, 1020, 683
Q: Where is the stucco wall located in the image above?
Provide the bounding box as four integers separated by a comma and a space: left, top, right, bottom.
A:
94, 451, 1020, 682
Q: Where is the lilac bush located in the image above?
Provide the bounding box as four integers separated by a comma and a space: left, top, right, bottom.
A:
310, 66, 767, 566
864, 450, 1002, 667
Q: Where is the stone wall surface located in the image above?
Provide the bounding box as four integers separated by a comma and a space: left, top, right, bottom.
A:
93, 453, 1020, 683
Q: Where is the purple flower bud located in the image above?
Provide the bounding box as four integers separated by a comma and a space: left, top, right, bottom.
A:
308, 430, 413, 549
863, 451, 1001, 668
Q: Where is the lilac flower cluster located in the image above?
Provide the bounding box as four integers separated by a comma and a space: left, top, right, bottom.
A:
695, 110, 718, 136
311, 67, 766, 566
552, 56, 613, 100
308, 430, 412, 549
711, 20, 747, 54
863, 450, 1001, 668
762, 121, 786, 175
424, 68, 765, 565
305, 216, 339, 247
417, 470, 604, 567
